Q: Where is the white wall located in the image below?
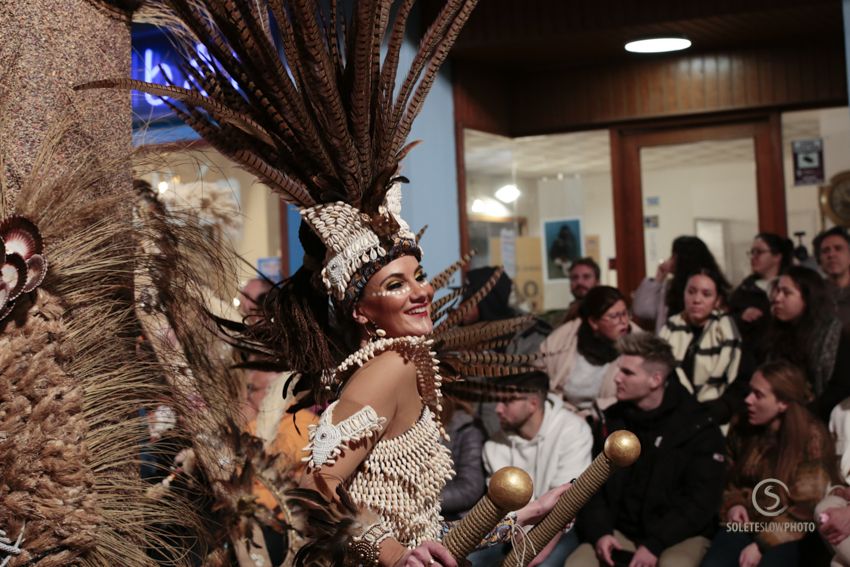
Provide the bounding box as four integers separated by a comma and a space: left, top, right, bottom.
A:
784, 107, 850, 248
641, 160, 759, 284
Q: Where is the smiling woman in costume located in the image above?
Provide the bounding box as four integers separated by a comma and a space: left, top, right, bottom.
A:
79, 0, 565, 565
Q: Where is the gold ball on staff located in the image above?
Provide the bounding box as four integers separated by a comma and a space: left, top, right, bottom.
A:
604, 430, 641, 467
488, 466, 534, 510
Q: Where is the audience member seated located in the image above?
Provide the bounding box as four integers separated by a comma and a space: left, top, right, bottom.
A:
463, 266, 553, 435
660, 269, 753, 425
633, 236, 729, 333
567, 333, 725, 567
439, 396, 487, 521
702, 361, 839, 567
766, 266, 850, 421
729, 233, 793, 352
814, 226, 850, 328
563, 257, 601, 321
540, 286, 637, 421
470, 371, 592, 567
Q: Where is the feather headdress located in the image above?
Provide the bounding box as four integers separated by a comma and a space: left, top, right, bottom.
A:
79, 0, 477, 302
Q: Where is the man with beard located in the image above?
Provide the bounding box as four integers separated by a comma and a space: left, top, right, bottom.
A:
565, 258, 601, 321
471, 371, 592, 567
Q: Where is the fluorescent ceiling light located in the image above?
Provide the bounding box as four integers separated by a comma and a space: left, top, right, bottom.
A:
625, 37, 691, 54
471, 198, 510, 218
495, 184, 521, 203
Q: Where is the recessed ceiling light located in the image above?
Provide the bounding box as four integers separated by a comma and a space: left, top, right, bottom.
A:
495, 184, 521, 203
625, 37, 691, 54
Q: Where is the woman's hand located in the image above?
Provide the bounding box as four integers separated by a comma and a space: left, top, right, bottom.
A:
726, 505, 750, 525
655, 257, 674, 281
393, 541, 457, 567
738, 542, 761, 567
516, 481, 572, 526
741, 307, 764, 322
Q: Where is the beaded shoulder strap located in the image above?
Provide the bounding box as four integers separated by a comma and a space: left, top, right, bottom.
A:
303, 402, 386, 470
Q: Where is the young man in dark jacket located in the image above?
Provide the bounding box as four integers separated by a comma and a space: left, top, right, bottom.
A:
566, 333, 726, 567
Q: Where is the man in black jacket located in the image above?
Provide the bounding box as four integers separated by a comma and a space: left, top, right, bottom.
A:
566, 333, 725, 567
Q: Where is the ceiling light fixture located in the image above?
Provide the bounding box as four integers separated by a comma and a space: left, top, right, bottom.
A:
625, 37, 691, 54
494, 184, 521, 203
471, 198, 510, 218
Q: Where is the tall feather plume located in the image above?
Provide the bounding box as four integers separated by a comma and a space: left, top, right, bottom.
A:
79, 0, 477, 216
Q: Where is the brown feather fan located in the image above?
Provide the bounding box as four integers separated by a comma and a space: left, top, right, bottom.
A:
77, 0, 480, 216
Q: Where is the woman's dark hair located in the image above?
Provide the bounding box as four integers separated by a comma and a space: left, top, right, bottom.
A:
579, 286, 625, 322
578, 286, 626, 365
765, 266, 834, 370
755, 232, 794, 273
782, 266, 833, 327
685, 268, 731, 307
665, 236, 730, 315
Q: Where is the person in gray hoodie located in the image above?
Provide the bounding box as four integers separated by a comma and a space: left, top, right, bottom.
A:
469, 371, 593, 567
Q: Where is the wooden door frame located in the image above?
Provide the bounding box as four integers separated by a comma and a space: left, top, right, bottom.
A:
610, 112, 786, 295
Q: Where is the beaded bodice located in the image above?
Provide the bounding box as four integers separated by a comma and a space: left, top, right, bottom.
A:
346, 405, 453, 547
303, 336, 455, 547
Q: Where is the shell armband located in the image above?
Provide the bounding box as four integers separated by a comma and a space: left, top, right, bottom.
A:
303, 402, 386, 469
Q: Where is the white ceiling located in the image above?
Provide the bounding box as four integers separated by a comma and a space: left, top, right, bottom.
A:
463, 109, 827, 179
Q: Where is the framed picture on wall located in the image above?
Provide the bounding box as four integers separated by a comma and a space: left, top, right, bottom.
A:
542, 218, 583, 281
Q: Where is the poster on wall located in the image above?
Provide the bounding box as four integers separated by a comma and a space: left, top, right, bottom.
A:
792, 139, 824, 186
542, 218, 583, 281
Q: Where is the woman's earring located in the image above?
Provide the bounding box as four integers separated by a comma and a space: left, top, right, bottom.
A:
365, 321, 387, 340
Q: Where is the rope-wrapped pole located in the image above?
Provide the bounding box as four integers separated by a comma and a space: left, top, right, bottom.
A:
443, 467, 533, 560
502, 430, 641, 567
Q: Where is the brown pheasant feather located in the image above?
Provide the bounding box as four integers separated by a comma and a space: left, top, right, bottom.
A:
78, 0, 478, 216
429, 252, 473, 292
433, 266, 504, 333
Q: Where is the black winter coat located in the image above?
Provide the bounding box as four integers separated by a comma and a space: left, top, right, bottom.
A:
577, 379, 726, 556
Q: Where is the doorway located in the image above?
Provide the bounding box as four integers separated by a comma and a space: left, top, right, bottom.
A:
610, 114, 786, 295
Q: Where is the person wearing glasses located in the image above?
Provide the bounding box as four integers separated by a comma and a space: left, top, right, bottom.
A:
540, 286, 639, 422
729, 233, 793, 354
660, 269, 753, 425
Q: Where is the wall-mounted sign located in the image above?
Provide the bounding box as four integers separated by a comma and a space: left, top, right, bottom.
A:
792, 139, 824, 186
131, 24, 242, 122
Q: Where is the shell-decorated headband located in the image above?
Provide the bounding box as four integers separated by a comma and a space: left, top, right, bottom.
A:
301, 184, 419, 302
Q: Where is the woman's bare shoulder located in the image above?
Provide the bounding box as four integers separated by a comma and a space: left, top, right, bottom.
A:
340, 348, 418, 409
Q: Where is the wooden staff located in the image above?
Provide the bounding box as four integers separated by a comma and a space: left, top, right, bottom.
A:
443, 467, 533, 559
502, 430, 641, 567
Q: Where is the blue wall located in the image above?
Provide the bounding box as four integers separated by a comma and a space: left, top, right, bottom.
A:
396, 15, 461, 277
